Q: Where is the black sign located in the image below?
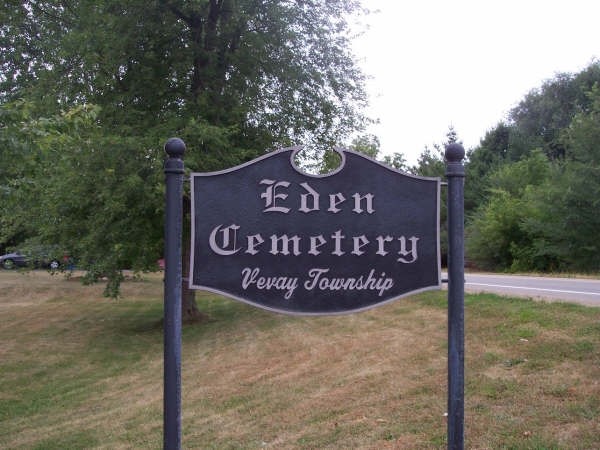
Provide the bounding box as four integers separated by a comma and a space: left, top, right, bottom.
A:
190, 147, 441, 315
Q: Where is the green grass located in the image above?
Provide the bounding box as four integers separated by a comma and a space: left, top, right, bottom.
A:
0, 271, 598, 449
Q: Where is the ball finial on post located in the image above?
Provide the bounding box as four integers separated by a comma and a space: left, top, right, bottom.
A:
165, 137, 186, 159
445, 142, 465, 163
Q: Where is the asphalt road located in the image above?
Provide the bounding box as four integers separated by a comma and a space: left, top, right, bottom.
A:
463, 273, 600, 307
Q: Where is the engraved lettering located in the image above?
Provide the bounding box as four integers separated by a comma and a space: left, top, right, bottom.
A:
304, 267, 394, 297
351, 235, 369, 256
260, 179, 290, 213
246, 233, 264, 255
331, 230, 345, 256
397, 236, 419, 263
209, 224, 241, 255
308, 235, 327, 255
327, 193, 346, 213
269, 234, 301, 256
352, 193, 374, 214
241, 267, 298, 299
376, 235, 393, 256
299, 182, 320, 213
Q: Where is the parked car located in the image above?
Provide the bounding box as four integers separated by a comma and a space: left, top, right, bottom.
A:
0, 252, 28, 270
0, 251, 61, 270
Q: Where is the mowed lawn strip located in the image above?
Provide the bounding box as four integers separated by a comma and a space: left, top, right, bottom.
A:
0, 271, 598, 449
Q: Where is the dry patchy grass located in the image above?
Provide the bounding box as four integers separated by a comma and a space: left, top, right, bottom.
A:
0, 271, 598, 449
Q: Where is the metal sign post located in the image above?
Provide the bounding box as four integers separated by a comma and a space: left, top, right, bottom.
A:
162, 138, 466, 449
445, 143, 466, 450
163, 138, 185, 450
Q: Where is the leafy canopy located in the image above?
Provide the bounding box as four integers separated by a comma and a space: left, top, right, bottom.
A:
465, 63, 600, 272
2, 0, 370, 160
1, 0, 372, 295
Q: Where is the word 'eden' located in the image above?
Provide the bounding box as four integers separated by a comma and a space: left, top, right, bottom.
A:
260, 179, 375, 214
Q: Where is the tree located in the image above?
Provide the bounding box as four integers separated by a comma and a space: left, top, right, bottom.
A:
464, 65, 600, 273
465, 61, 600, 215
408, 127, 463, 266
0, 101, 165, 294
508, 61, 600, 160
0, 100, 45, 250
381, 152, 408, 172
464, 122, 528, 213
412, 126, 459, 178
522, 85, 600, 271
318, 133, 383, 173
349, 134, 380, 159
1, 1, 371, 320
465, 151, 552, 271
2, 1, 369, 156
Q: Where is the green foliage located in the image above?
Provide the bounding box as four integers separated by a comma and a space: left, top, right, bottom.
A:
465, 123, 511, 211
410, 127, 464, 266
412, 144, 446, 178
520, 88, 600, 271
381, 152, 409, 172
319, 133, 411, 175
464, 62, 600, 273
410, 126, 460, 178
349, 134, 380, 159
2, 0, 370, 157
1, 1, 372, 296
509, 63, 600, 160
465, 62, 600, 215
413, 145, 449, 263
487, 149, 550, 196
1, 102, 98, 247
564, 84, 600, 166
548, 86, 600, 270
466, 82, 600, 272
317, 133, 381, 174
466, 151, 555, 271
467, 190, 526, 270
1, 101, 164, 291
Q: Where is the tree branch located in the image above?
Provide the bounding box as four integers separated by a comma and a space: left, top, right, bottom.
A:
161, 0, 192, 25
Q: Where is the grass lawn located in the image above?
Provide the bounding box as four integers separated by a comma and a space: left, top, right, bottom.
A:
0, 271, 598, 449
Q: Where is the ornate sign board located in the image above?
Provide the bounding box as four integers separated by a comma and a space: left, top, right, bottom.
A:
190, 147, 441, 315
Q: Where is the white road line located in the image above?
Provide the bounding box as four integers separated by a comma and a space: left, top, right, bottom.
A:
466, 282, 600, 296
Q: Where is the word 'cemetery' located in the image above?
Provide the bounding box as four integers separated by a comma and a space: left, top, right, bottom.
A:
208, 179, 420, 264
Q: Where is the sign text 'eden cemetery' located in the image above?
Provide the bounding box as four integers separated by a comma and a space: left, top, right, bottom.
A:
190, 148, 441, 314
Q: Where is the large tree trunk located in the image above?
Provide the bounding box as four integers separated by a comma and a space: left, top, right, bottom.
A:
182, 195, 208, 324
